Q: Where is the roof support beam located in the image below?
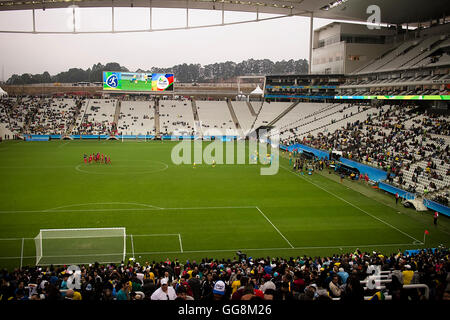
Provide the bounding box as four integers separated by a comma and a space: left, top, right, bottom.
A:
32, 8, 36, 33
186, 0, 189, 29
149, 0, 153, 31
308, 11, 313, 74
112, 2, 115, 33
222, 2, 224, 25
72, 5, 76, 32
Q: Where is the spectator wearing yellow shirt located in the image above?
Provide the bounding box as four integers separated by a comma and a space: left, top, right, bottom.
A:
231, 274, 241, 295
402, 265, 414, 285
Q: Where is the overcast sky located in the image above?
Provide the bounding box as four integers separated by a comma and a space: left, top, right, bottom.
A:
0, 8, 334, 80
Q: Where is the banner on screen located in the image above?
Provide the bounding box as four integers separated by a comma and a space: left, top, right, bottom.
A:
103, 72, 174, 91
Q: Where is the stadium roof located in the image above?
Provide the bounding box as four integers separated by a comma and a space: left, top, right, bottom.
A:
0, 0, 448, 25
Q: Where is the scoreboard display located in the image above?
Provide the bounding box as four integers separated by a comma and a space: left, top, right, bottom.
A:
103, 72, 174, 92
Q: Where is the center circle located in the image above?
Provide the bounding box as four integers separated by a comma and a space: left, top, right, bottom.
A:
75, 160, 168, 175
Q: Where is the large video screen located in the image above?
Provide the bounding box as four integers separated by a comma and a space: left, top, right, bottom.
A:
103, 72, 174, 92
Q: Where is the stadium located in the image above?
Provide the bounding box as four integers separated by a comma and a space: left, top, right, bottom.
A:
0, 0, 449, 306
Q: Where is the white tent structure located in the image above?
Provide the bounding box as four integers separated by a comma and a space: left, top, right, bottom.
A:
0, 87, 7, 97
250, 85, 264, 96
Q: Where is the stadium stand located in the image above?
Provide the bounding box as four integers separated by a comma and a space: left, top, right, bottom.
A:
252, 102, 292, 129
353, 33, 450, 74
27, 98, 80, 135
282, 104, 450, 203
278, 103, 371, 142
230, 101, 257, 135
0, 97, 17, 139
195, 100, 236, 134
159, 99, 196, 136
118, 100, 155, 135
1, 1, 449, 310
0, 247, 447, 301
7, 96, 41, 134
73, 99, 117, 135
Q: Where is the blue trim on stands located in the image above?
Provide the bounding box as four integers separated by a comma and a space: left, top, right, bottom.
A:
378, 182, 416, 200
423, 199, 450, 217
24, 135, 49, 141
282, 143, 450, 216
405, 248, 437, 256
282, 144, 389, 182
339, 158, 388, 182
285, 143, 330, 160
117, 135, 155, 139
265, 94, 335, 100
162, 135, 196, 140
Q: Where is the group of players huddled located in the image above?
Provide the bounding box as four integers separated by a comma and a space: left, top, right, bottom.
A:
83, 152, 111, 165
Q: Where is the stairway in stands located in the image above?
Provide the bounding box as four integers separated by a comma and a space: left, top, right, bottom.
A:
111, 99, 121, 135
267, 101, 300, 127
154, 99, 160, 136
24, 97, 45, 134
246, 101, 257, 117
66, 99, 84, 135
71, 98, 90, 134
113, 100, 121, 124
191, 98, 202, 135
226, 99, 241, 131
249, 101, 265, 132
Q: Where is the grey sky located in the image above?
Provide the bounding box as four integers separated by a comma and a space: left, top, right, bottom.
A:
0, 8, 333, 80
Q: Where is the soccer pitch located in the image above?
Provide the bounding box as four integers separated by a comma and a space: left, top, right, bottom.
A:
0, 140, 448, 270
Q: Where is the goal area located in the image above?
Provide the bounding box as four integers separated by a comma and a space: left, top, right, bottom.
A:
34, 228, 126, 266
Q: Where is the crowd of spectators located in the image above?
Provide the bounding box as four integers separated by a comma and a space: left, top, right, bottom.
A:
74, 100, 116, 135
27, 98, 81, 135
159, 101, 196, 136
282, 104, 449, 201
3, 96, 41, 134
1, 248, 448, 302
0, 97, 15, 125
279, 103, 369, 142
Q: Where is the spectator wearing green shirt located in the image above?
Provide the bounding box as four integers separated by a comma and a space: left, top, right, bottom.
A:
116, 280, 130, 301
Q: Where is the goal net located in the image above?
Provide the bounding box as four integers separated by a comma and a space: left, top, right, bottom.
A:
34, 228, 126, 266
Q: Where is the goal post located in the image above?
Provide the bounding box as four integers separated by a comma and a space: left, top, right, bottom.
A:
34, 227, 126, 266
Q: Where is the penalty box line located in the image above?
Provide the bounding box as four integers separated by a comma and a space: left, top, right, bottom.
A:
0, 242, 424, 260
255, 206, 294, 248
130, 233, 184, 255
0, 238, 420, 260
0, 205, 257, 214
280, 165, 424, 245
127, 242, 419, 256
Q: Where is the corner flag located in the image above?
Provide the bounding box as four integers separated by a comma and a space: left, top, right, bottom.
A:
423, 230, 429, 244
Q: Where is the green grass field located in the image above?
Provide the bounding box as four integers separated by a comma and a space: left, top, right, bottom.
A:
104, 79, 153, 91
103, 79, 173, 92
0, 140, 448, 270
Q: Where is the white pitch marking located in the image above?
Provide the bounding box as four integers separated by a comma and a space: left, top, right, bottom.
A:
131, 242, 419, 256
44, 202, 163, 212
74, 160, 169, 175
131, 234, 135, 259
131, 234, 181, 237
280, 165, 423, 244
0, 242, 420, 260
255, 206, 294, 248
58, 142, 70, 148
20, 238, 24, 269
178, 234, 184, 253
315, 169, 450, 236
0, 205, 254, 214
